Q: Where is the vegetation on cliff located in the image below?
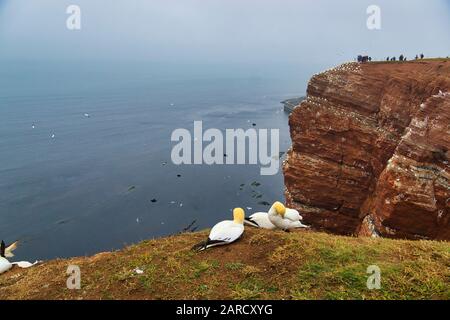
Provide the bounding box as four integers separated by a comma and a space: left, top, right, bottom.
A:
0, 228, 448, 300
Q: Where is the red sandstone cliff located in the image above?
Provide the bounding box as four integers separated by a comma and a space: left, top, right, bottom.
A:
283, 60, 450, 240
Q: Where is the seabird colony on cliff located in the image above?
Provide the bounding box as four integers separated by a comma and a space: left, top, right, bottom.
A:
192, 202, 309, 252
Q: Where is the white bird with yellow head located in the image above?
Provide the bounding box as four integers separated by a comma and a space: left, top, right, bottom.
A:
268, 201, 309, 231
192, 208, 245, 251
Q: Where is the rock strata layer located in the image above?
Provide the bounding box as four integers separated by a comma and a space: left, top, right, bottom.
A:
283, 60, 450, 240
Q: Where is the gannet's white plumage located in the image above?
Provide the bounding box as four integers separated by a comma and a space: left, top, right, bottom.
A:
268, 202, 310, 230
244, 212, 276, 229
12, 261, 40, 268
0, 257, 12, 274
285, 208, 303, 222
1, 240, 18, 258
0, 240, 16, 274
193, 208, 245, 251
0, 240, 40, 274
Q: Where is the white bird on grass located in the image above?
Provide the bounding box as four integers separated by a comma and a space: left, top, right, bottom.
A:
0, 240, 18, 274
244, 212, 276, 229
268, 201, 310, 231
0, 257, 12, 274
285, 207, 305, 222
0, 240, 40, 274
245, 205, 308, 230
192, 208, 245, 251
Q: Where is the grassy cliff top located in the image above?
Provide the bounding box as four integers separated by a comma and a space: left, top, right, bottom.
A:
0, 228, 448, 300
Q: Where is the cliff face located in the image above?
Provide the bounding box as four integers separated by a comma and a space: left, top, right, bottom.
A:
283, 60, 450, 240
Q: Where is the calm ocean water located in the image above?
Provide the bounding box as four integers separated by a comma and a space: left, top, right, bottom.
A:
0, 61, 310, 260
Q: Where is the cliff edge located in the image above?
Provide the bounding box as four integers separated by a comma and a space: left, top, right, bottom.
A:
283, 59, 450, 240
1, 229, 448, 300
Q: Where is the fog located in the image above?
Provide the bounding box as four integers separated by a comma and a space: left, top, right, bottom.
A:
0, 0, 449, 260
0, 0, 449, 68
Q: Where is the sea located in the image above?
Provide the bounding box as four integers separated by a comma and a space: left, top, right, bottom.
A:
0, 60, 313, 260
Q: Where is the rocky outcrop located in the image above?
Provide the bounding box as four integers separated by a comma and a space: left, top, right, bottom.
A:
283, 60, 450, 240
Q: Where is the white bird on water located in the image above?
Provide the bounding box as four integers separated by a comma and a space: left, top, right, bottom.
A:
268, 201, 309, 231
192, 208, 245, 251
0, 240, 40, 274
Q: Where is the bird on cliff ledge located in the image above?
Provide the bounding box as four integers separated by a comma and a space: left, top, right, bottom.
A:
244, 212, 277, 229
268, 202, 310, 231
245, 204, 309, 230
192, 208, 245, 251
0, 240, 19, 274
0, 240, 40, 274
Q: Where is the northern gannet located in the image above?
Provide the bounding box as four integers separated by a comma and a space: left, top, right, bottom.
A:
0, 240, 17, 274
1, 240, 18, 258
0, 257, 12, 274
268, 202, 310, 231
192, 208, 245, 251
286, 208, 304, 222
0, 240, 40, 274
244, 212, 276, 229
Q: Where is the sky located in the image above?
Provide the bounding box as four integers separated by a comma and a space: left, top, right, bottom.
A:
0, 0, 449, 68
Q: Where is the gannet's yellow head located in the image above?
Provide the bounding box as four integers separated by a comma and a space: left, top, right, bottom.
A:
273, 201, 286, 217
233, 208, 245, 224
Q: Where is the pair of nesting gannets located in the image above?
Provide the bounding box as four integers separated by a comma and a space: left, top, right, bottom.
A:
0, 240, 39, 274
193, 202, 309, 251
245, 201, 309, 230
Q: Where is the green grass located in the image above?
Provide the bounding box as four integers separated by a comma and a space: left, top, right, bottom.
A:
0, 229, 448, 300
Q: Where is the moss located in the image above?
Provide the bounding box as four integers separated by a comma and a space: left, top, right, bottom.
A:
231, 277, 266, 300
225, 262, 245, 270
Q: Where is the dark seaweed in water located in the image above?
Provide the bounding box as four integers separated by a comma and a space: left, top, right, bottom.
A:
179, 220, 198, 234
251, 181, 261, 187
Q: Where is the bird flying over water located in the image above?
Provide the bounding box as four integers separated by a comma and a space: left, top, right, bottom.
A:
192, 208, 245, 251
